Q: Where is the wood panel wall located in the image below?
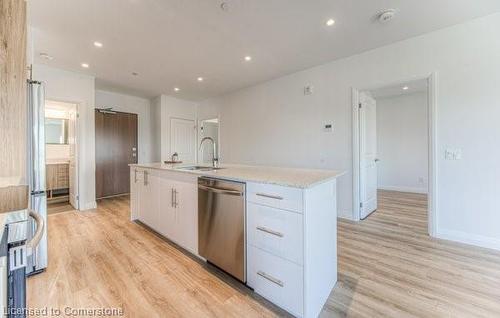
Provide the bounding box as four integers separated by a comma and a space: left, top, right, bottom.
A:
0, 0, 27, 182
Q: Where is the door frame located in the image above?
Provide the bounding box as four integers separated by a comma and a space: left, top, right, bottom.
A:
94, 109, 138, 199
45, 99, 80, 210
197, 116, 220, 165
351, 72, 438, 237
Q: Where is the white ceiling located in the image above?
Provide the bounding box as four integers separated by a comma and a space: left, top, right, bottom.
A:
29, 0, 500, 101
371, 79, 428, 99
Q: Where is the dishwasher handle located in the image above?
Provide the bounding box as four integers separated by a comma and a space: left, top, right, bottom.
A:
198, 185, 243, 196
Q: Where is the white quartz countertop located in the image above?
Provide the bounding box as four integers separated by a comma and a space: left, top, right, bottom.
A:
130, 162, 345, 188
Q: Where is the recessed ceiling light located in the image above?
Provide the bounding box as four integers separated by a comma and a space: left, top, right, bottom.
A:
402, 86, 409, 90
244, 56, 252, 61
81, 63, 89, 68
197, 77, 204, 82
39, 52, 54, 60
174, 87, 180, 92
94, 41, 103, 48
326, 19, 335, 26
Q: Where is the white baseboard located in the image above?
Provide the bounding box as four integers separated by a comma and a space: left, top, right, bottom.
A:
377, 185, 428, 194
338, 209, 355, 221
436, 228, 500, 252
81, 201, 97, 211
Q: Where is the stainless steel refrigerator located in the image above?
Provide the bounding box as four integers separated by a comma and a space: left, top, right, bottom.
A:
26, 80, 48, 275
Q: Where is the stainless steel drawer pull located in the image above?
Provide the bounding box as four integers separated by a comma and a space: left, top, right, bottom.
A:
134, 169, 138, 183
256, 193, 283, 200
143, 171, 148, 186
257, 271, 284, 287
256, 226, 284, 237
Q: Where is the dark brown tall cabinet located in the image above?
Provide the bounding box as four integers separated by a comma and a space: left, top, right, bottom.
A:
95, 110, 138, 199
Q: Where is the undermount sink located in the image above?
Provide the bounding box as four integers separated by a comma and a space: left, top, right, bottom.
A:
175, 166, 224, 171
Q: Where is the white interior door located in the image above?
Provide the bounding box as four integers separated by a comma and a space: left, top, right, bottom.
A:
170, 118, 196, 164
68, 108, 79, 209
359, 92, 378, 219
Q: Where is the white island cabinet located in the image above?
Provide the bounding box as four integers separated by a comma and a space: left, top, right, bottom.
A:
130, 167, 198, 254
130, 163, 343, 318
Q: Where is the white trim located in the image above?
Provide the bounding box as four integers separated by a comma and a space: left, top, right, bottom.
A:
197, 116, 221, 165
427, 73, 438, 237
351, 72, 438, 237
351, 88, 361, 222
377, 186, 428, 194
436, 229, 500, 252
45, 99, 81, 211
82, 201, 97, 210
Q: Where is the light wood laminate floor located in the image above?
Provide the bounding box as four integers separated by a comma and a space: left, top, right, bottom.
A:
28, 191, 500, 317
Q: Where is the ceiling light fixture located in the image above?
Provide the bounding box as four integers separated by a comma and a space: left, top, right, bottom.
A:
244, 56, 252, 61
326, 19, 335, 26
94, 41, 103, 47
174, 87, 180, 92
402, 86, 409, 90
81, 63, 89, 68
132, 72, 138, 76
197, 77, 204, 82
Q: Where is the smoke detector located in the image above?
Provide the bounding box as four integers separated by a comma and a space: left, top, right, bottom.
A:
378, 9, 396, 23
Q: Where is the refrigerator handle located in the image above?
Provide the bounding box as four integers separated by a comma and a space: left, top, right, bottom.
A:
27, 210, 45, 254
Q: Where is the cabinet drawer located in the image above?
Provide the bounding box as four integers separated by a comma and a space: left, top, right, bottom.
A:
247, 202, 303, 265
247, 182, 303, 213
247, 246, 303, 317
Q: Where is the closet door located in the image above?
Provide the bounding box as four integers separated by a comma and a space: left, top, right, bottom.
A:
95, 110, 138, 198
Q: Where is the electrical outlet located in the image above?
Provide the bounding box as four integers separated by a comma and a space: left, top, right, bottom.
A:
323, 123, 333, 132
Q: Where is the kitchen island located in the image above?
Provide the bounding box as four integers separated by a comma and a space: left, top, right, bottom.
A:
129, 163, 344, 318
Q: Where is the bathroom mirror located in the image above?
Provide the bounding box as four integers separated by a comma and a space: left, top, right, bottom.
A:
198, 118, 219, 164
45, 118, 69, 144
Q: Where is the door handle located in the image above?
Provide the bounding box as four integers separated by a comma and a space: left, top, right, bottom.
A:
198, 185, 243, 196
174, 189, 178, 208
375, 158, 380, 163
171, 188, 174, 208
134, 169, 138, 183
143, 171, 148, 186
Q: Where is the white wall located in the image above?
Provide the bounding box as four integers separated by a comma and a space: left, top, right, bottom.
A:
33, 64, 96, 210
95, 90, 153, 163
199, 13, 500, 250
376, 92, 428, 194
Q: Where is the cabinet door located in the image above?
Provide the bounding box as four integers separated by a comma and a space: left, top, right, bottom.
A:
130, 168, 141, 220
140, 170, 160, 231
173, 180, 198, 253
158, 178, 176, 238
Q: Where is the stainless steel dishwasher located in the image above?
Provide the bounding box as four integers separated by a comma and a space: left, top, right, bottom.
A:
198, 177, 246, 282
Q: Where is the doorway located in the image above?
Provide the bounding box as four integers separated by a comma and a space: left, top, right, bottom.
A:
45, 100, 79, 214
352, 74, 437, 235
198, 118, 219, 165
170, 117, 196, 164
95, 109, 138, 199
